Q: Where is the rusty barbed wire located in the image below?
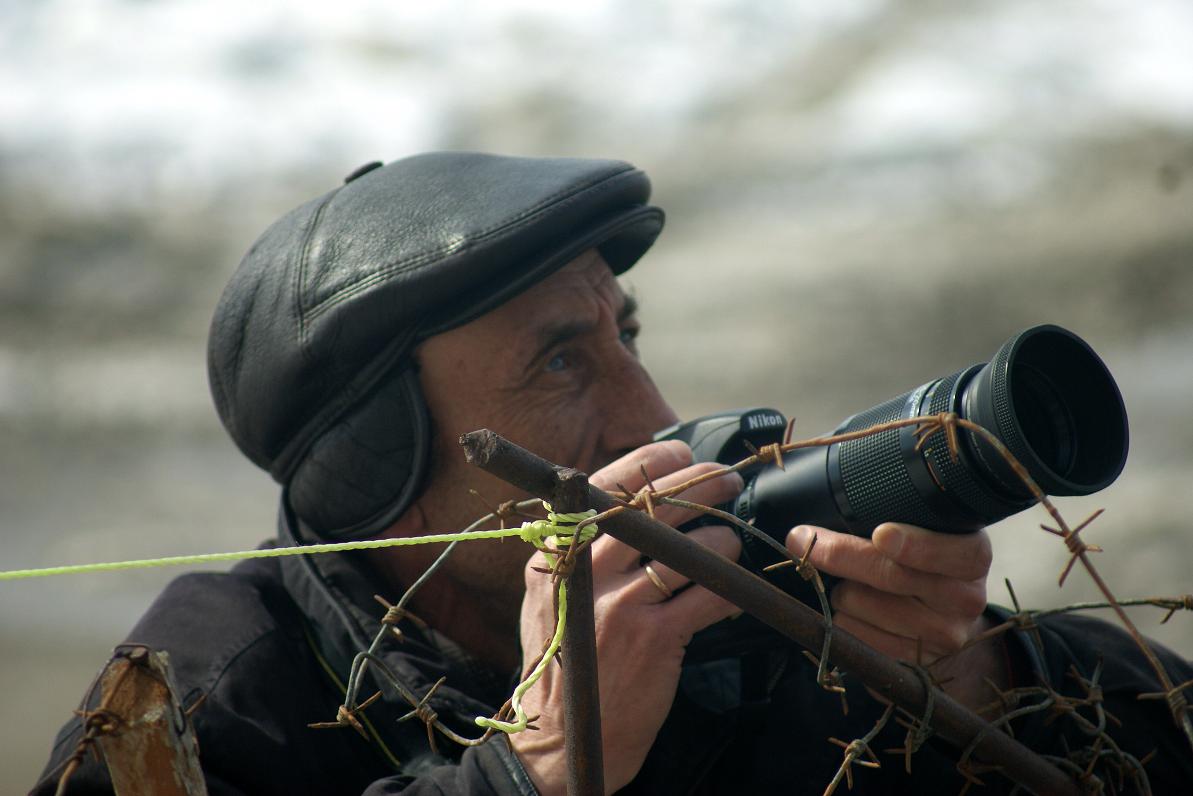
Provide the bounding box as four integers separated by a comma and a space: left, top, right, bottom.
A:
44, 643, 195, 796
609, 412, 1193, 770
886, 662, 940, 773
313, 499, 543, 752
313, 411, 1191, 794
937, 414, 1193, 757
824, 702, 896, 795
658, 494, 845, 693
964, 668, 1156, 796
50, 664, 130, 796
622, 413, 1186, 790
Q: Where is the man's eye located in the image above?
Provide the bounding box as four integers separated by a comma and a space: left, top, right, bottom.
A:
619, 328, 639, 348
546, 353, 570, 372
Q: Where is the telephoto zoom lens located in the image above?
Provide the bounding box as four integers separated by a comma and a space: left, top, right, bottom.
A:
734, 324, 1129, 540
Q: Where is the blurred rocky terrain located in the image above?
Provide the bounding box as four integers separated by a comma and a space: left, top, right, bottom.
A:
3, 0, 1192, 791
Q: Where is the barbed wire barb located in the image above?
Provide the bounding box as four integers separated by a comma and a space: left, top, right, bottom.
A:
824, 702, 895, 795
14, 408, 1193, 793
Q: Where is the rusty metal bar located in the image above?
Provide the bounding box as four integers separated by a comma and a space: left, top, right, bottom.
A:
552, 467, 605, 795
461, 429, 1081, 796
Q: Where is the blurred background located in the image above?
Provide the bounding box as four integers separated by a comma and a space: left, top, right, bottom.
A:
3, 0, 1191, 790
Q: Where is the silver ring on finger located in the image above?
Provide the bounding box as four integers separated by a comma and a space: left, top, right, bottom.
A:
643, 563, 674, 599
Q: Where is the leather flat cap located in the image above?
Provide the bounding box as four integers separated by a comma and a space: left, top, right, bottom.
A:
208, 152, 664, 537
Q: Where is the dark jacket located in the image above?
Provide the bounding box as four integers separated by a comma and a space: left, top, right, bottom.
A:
34, 504, 1193, 794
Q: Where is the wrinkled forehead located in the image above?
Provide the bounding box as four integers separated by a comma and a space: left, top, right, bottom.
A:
503, 250, 633, 334
419, 250, 633, 364
527, 249, 624, 303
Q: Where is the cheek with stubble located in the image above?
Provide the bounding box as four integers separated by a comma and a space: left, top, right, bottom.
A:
478, 389, 603, 472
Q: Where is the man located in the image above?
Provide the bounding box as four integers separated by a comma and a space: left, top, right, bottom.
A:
35, 153, 1192, 794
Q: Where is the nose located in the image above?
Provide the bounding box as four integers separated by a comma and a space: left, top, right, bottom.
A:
598, 352, 679, 460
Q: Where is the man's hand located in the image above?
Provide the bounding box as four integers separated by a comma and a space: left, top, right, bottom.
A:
787, 522, 1006, 709
510, 441, 742, 795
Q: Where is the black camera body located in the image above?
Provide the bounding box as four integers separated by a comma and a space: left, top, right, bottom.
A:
655, 324, 1129, 571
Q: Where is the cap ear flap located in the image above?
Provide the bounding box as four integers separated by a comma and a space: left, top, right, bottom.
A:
287, 367, 431, 540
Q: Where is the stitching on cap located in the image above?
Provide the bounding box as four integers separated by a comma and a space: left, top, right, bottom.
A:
304, 165, 636, 320
301, 165, 640, 322
295, 191, 338, 345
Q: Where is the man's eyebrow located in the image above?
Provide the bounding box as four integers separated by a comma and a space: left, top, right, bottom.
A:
524, 294, 641, 373
618, 294, 640, 324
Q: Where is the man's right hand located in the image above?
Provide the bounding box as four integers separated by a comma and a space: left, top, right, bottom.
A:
509, 440, 743, 795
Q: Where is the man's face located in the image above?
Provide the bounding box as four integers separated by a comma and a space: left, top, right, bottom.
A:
407, 249, 678, 599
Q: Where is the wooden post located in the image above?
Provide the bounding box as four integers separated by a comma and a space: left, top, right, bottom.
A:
554, 467, 604, 795
94, 645, 207, 796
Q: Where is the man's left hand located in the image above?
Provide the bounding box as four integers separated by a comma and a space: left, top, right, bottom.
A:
786, 522, 1005, 709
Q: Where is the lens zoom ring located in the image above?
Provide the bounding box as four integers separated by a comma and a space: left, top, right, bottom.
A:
924, 372, 1017, 523
838, 393, 938, 528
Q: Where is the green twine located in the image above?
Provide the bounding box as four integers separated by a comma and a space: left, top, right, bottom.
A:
0, 528, 529, 581
476, 505, 598, 735
517, 504, 600, 559
1, 501, 600, 740
475, 580, 570, 735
